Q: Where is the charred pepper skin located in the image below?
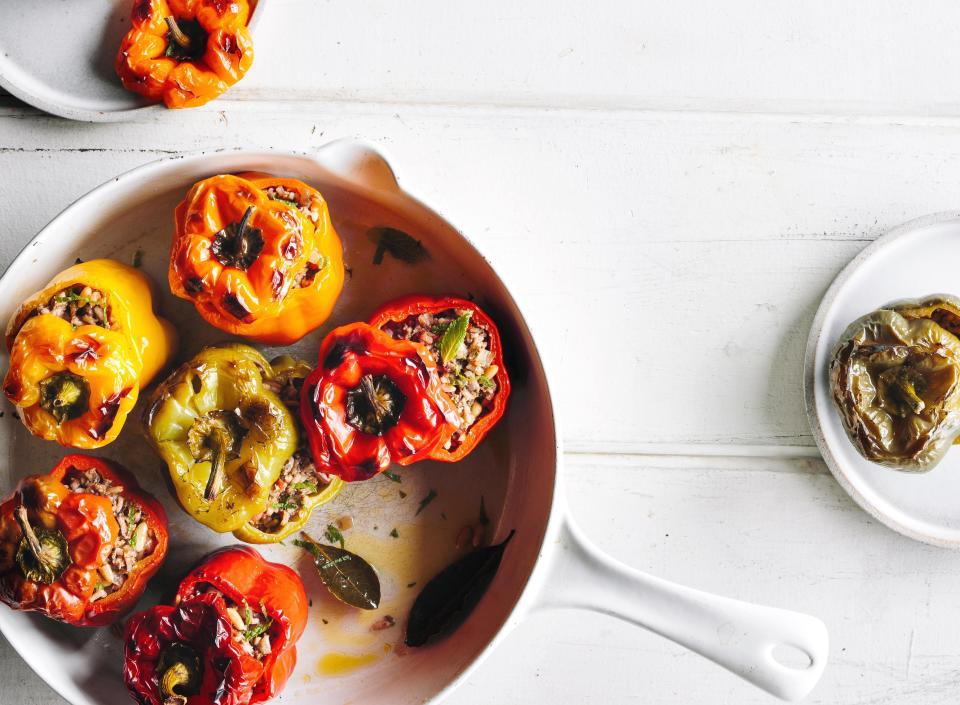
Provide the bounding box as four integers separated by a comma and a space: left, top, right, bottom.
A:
0, 455, 168, 627
169, 172, 345, 345
300, 322, 459, 482
143, 344, 299, 534
3, 259, 177, 449
369, 294, 511, 461
124, 546, 307, 705
831, 304, 960, 471
116, 0, 254, 109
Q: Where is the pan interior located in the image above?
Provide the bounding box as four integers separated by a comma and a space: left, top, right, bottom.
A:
0, 152, 557, 705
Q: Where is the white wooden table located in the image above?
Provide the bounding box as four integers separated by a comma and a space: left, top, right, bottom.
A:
4, 2, 960, 703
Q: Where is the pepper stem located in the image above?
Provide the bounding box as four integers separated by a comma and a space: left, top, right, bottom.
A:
203, 424, 230, 501
165, 17, 192, 50
14, 505, 70, 584
187, 410, 247, 502
361, 374, 387, 425
14, 506, 43, 563
345, 374, 406, 436
38, 371, 90, 423
158, 642, 202, 703
895, 375, 926, 415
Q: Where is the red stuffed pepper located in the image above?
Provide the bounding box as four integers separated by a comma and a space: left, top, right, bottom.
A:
369, 295, 510, 461
124, 546, 307, 705
300, 322, 459, 481
0, 454, 168, 626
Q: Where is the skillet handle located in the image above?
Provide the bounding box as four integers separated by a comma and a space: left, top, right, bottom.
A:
312, 140, 401, 194
536, 516, 828, 702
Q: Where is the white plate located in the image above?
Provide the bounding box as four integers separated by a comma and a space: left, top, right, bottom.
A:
805, 211, 960, 548
0, 0, 262, 122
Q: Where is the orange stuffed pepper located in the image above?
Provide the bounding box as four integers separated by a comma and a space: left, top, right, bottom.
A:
116, 0, 254, 109
3, 259, 177, 448
169, 172, 345, 344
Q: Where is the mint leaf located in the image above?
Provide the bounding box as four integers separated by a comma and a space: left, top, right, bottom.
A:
439, 312, 473, 365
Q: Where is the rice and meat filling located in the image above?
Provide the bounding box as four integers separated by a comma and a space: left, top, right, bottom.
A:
195, 584, 274, 660
35, 285, 112, 329
381, 309, 499, 450
264, 185, 328, 289
63, 467, 155, 602
255, 374, 335, 533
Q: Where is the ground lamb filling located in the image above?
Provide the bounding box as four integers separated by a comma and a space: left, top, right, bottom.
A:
195, 584, 273, 660
63, 467, 156, 602
253, 376, 334, 533
381, 310, 499, 451
34, 285, 112, 329
264, 186, 329, 289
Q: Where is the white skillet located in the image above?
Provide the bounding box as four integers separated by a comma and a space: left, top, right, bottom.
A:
806, 212, 960, 548
0, 0, 262, 122
0, 144, 828, 703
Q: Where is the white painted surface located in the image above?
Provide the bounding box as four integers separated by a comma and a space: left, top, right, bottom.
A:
1, 1, 959, 703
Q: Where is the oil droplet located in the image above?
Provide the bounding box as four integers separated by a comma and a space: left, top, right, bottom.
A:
318, 651, 381, 677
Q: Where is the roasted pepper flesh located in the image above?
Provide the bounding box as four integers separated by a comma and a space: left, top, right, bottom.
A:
370, 294, 511, 461
0, 455, 168, 626
144, 344, 297, 533
300, 322, 459, 481
124, 546, 307, 705
116, 0, 254, 109
4, 259, 176, 448
169, 172, 345, 344
831, 307, 960, 470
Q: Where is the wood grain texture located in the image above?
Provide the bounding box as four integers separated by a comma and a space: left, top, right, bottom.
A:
4, 0, 960, 703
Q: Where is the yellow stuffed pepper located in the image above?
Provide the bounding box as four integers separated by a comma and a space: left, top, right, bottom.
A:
3, 260, 177, 448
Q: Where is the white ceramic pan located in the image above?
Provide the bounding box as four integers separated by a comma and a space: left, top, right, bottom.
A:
0, 144, 829, 704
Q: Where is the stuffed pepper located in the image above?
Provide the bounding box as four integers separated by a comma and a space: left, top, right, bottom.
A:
116, 0, 254, 109
300, 322, 459, 481
831, 306, 960, 470
4, 259, 177, 448
234, 355, 343, 544
370, 295, 510, 460
169, 172, 345, 345
0, 455, 168, 626
144, 344, 299, 534
124, 546, 307, 705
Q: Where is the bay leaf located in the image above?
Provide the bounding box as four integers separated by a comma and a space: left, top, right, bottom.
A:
294, 532, 380, 610
368, 227, 430, 265
405, 530, 515, 647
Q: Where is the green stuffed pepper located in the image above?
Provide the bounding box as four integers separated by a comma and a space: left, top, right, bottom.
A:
143, 344, 298, 533
830, 304, 960, 471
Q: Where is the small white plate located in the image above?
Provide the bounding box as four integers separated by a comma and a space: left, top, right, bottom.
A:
0, 0, 261, 122
805, 211, 960, 548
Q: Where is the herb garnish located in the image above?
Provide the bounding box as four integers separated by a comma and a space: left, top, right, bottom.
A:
478, 375, 495, 390
290, 481, 317, 493
389, 528, 399, 538
324, 524, 345, 549
132, 248, 144, 268
383, 471, 402, 483
416, 490, 438, 516
369, 227, 430, 265
440, 312, 473, 365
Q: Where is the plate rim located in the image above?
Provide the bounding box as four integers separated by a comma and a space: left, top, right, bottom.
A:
803, 210, 960, 549
0, 1, 264, 122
